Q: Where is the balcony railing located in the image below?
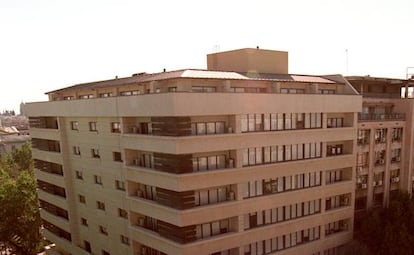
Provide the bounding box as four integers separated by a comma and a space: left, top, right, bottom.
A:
358, 113, 405, 122
361, 92, 401, 98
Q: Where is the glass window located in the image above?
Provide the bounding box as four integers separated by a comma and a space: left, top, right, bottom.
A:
71, 121, 79, 130
277, 113, 284, 130
264, 147, 271, 163
207, 122, 216, 134
271, 114, 277, 130
248, 114, 255, 131
216, 122, 225, 133
208, 156, 217, 170
249, 149, 256, 165
89, 122, 97, 132
197, 123, 206, 135
255, 147, 263, 164
199, 157, 207, 171
241, 115, 248, 132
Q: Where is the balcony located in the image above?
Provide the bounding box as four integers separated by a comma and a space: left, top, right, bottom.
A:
29, 117, 59, 129
128, 182, 235, 210
358, 113, 405, 122
130, 213, 234, 244
31, 138, 61, 153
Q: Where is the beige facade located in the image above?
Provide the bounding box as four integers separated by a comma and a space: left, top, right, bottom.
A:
26, 49, 360, 255
347, 76, 414, 228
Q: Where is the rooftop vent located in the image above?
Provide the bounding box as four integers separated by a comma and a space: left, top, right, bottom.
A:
132, 72, 147, 77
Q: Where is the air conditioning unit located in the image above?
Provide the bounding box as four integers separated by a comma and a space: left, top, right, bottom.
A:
380, 159, 385, 165
141, 247, 147, 255
373, 182, 377, 187
357, 178, 362, 184
395, 177, 400, 182
227, 127, 233, 133
357, 166, 363, 173
378, 180, 383, 186
136, 190, 143, 198
362, 183, 368, 189
132, 159, 139, 166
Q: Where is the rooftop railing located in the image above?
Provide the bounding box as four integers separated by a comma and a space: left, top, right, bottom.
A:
358, 113, 405, 122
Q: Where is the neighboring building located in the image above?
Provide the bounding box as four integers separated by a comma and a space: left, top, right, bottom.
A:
0, 123, 30, 157
346, 76, 413, 228
25, 48, 361, 255
0, 115, 30, 135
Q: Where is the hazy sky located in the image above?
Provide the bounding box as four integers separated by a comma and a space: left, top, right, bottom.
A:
1, 0, 414, 112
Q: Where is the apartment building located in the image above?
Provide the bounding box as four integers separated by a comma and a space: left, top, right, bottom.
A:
25, 48, 361, 255
346, 76, 414, 227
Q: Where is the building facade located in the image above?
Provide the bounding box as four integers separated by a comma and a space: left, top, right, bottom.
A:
346, 76, 414, 228
25, 48, 361, 255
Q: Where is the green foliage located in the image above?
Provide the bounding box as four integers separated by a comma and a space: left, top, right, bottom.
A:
356, 191, 414, 255
0, 143, 42, 255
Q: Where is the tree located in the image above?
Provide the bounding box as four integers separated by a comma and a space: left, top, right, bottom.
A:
356, 191, 414, 255
0, 143, 42, 255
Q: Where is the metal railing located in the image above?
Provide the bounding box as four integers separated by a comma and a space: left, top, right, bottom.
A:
358, 113, 405, 121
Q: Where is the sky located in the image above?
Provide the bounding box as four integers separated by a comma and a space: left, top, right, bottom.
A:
1, 0, 414, 113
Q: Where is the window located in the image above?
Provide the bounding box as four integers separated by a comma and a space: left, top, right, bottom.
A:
120, 235, 130, 245
75, 171, 83, 180
115, 180, 126, 191
111, 122, 121, 133
327, 144, 343, 156
94, 175, 102, 185
392, 128, 403, 142
375, 150, 386, 165
193, 155, 226, 171
391, 149, 401, 162
241, 113, 321, 132
99, 225, 108, 235
113, 152, 122, 162
71, 121, 79, 130
192, 86, 216, 92
281, 88, 305, 94
84, 241, 91, 253
79, 94, 94, 99
81, 217, 88, 226
79, 195, 86, 204
168, 87, 177, 92
97, 201, 105, 210
375, 128, 387, 143
357, 130, 370, 145
120, 90, 140, 96
327, 118, 344, 128
89, 122, 97, 132
118, 208, 128, 218
91, 148, 100, 158
73, 146, 81, 156
99, 92, 113, 98
191, 122, 226, 135
320, 89, 335, 94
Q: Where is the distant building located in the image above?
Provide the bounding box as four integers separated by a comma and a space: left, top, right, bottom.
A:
0, 125, 30, 157
25, 48, 360, 255
0, 115, 30, 135
346, 76, 412, 229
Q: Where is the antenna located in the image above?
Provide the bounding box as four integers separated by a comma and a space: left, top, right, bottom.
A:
345, 49, 349, 75
213, 44, 220, 53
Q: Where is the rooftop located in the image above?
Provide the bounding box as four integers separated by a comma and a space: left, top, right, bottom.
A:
47, 69, 341, 95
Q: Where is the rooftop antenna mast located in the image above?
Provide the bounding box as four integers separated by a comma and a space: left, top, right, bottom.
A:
406, 67, 414, 80
345, 49, 349, 75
